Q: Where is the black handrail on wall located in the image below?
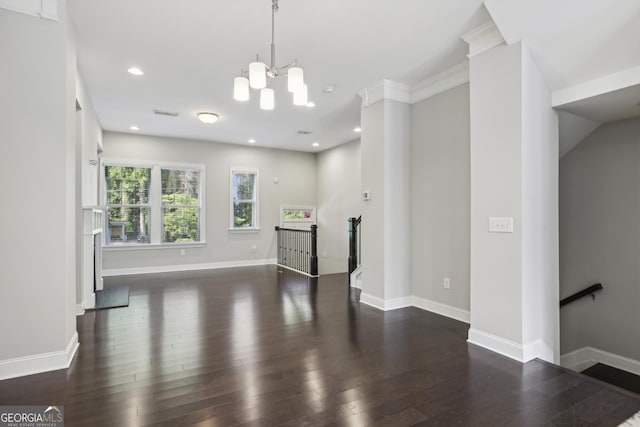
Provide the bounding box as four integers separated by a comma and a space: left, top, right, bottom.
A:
275, 225, 318, 276
348, 216, 362, 284
560, 283, 603, 307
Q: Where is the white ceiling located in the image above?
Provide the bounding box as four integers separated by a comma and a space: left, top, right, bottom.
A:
69, 0, 640, 153
68, 0, 489, 152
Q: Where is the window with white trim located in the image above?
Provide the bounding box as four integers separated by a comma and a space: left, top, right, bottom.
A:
230, 167, 258, 230
103, 160, 204, 246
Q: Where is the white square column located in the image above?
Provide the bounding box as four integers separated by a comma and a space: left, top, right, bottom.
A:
466, 28, 560, 363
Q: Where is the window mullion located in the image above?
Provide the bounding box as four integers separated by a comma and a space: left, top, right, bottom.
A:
150, 165, 162, 244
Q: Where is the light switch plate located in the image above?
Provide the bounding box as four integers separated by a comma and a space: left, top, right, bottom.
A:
489, 217, 514, 233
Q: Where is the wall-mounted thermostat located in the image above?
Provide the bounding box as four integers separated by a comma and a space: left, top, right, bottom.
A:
362, 191, 371, 201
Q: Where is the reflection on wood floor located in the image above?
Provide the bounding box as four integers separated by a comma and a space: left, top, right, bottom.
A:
0, 265, 639, 426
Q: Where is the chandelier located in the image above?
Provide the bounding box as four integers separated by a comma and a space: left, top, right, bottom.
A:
233, 0, 307, 110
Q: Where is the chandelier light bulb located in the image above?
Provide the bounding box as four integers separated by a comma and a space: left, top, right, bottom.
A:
293, 84, 308, 106
249, 62, 267, 89
288, 67, 304, 93
233, 76, 250, 101
260, 88, 275, 110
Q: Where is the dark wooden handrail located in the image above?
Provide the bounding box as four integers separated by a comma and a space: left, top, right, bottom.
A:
560, 283, 603, 307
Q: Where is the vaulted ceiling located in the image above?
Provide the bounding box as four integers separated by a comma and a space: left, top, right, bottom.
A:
69, 0, 640, 152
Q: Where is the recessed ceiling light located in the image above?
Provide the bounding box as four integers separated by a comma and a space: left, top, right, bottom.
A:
322, 86, 335, 94
249, 139, 256, 144
197, 112, 219, 124
127, 67, 144, 76
306, 102, 316, 108
312, 142, 319, 147
354, 127, 362, 133
130, 125, 140, 131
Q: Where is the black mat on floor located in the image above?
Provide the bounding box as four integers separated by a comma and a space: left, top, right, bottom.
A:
95, 285, 130, 310
582, 363, 640, 395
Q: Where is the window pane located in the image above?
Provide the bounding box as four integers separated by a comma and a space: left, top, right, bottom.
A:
105, 166, 151, 204
162, 207, 200, 243
234, 202, 254, 228
162, 169, 200, 205
233, 173, 255, 201
106, 206, 150, 244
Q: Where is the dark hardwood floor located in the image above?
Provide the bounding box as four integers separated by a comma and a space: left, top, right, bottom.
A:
1, 265, 639, 426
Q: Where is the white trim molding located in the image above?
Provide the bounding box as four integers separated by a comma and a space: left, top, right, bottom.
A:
359, 293, 412, 311
467, 328, 526, 362
467, 328, 552, 363
103, 258, 277, 277
411, 296, 470, 324
0, 0, 58, 21
411, 62, 469, 104
359, 62, 470, 108
561, 346, 640, 377
359, 80, 412, 107
461, 21, 505, 58
552, 65, 640, 108
0, 332, 78, 381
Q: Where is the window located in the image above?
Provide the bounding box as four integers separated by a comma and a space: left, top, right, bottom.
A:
230, 168, 258, 230
103, 160, 204, 246
161, 168, 201, 243
105, 166, 151, 244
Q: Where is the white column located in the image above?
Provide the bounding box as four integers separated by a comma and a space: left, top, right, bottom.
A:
465, 24, 559, 363
359, 83, 412, 309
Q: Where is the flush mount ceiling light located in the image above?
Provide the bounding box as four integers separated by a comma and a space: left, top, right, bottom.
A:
353, 127, 362, 133
233, 0, 308, 110
249, 139, 257, 144
130, 125, 140, 131
312, 142, 319, 147
197, 112, 219, 124
127, 67, 144, 76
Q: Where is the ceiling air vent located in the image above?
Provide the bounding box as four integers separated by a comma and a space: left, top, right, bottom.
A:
297, 130, 312, 135
153, 109, 179, 117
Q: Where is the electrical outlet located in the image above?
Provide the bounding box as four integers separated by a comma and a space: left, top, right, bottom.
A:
444, 277, 451, 289
180, 249, 186, 256
251, 245, 257, 253
322, 251, 327, 258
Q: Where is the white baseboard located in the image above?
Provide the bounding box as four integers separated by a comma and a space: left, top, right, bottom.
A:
103, 258, 277, 277
561, 346, 640, 377
467, 328, 554, 363
0, 332, 79, 381
360, 293, 386, 310
412, 296, 470, 324
359, 293, 412, 311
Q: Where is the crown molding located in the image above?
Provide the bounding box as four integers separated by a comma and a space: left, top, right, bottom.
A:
359, 80, 412, 107
461, 21, 505, 58
411, 62, 469, 104
0, 0, 58, 20
360, 62, 470, 107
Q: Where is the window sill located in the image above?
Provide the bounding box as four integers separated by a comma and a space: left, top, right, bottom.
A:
103, 242, 206, 251
229, 228, 261, 233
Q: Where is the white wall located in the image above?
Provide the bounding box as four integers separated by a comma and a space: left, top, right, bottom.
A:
469, 41, 559, 363
360, 101, 386, 300
521, 45, 559, 362
411, 84, 470, 311
316, 139, 362, 275
470, 43, 524, 345
560, 117, 640, 361
383, 100, 412, 301
0, 1, 78, 374
101, 132, 317, 272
